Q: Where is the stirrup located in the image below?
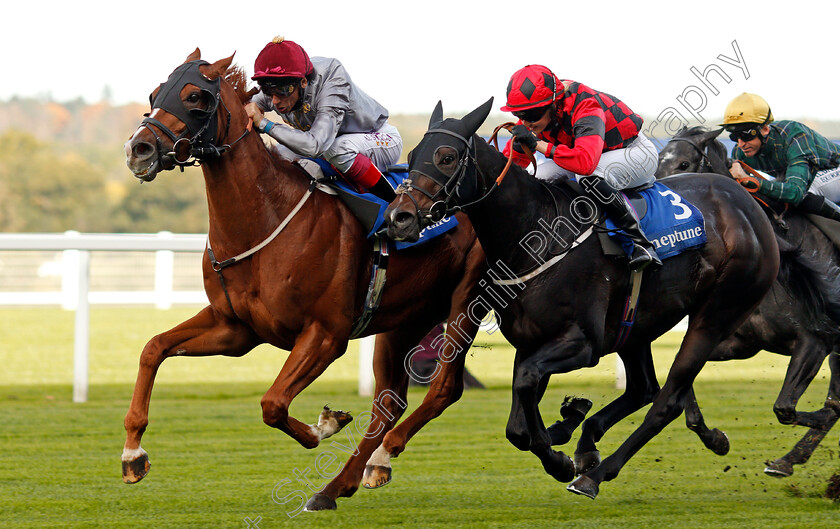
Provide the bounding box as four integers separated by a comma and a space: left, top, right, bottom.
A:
628, 245, 662, 271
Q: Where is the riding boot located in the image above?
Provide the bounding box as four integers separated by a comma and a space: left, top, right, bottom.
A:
367, 175, 397, 202
342, 154, 396, 202
579, 176, 662, 271
799, 193, 840, 223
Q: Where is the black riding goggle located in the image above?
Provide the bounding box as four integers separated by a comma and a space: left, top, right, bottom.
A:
728, 127, 761, 143
513, 105, 551, 123
259, 80, 300, 98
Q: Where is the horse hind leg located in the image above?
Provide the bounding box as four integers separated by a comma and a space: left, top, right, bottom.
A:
569, 321, 741, 500
123, 306, 260, 484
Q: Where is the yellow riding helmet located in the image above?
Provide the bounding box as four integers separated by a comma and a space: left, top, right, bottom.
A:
719, 92, 774, 127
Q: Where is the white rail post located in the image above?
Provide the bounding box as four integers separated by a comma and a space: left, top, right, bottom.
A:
73, 249, 91, 403
615, 356, 626, 390
154, 231, 174, 309
61, 231, 81, 310
358, 335, 375, 396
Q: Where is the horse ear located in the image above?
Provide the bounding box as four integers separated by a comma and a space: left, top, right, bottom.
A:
203, 53, 236, 81
185, 48, 201, 63
460, 97, 494, 137
429, 101, 444, 128
698, 127, 724, 147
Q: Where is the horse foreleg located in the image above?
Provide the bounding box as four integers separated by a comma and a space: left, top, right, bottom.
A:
306, 329, 413, 511
123, 306, 260, 484
512, 331, 596, 483
376, 314, 484, 464
575, 346, 660, 474
684, 386, 730, 456
765, 351, 840, 477
772, 336, 835, 429
260, 323, 352, 449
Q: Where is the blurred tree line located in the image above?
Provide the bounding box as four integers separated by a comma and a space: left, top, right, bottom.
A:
0, 98, 444, 234
3, 96, 839, 234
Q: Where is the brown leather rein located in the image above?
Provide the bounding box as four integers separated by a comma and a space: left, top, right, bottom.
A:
487, 122, 538, 184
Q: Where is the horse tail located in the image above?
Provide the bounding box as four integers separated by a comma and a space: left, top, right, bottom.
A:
776, 236, 840, 330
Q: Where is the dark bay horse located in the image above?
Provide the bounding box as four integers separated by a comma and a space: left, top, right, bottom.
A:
384, 99, 781, 499
657, 126, 840, 477
123, 50, 490, 511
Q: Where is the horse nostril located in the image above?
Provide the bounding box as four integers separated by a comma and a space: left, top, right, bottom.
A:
393, 210, 415, 229
131, 140, 156, 160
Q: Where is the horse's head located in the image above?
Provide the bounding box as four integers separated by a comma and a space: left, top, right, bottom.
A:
655, 126, 728, 178
385, 98, 494, 242
124, 49, 254, 182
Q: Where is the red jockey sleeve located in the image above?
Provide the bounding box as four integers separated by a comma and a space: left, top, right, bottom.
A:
547, 134, 604, 175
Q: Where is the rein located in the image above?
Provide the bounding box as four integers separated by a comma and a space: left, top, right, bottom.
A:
732, 159, 789, 222
488, 122, 538, 184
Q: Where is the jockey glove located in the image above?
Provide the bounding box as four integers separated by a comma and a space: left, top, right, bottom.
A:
736, 175, 761, 193
511, 124, 538, 152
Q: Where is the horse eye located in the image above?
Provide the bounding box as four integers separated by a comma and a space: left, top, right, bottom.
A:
678, 162, 690, 170
187, 92, 202, 104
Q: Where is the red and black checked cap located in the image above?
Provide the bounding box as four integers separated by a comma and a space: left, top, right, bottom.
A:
501, 65, 564, 112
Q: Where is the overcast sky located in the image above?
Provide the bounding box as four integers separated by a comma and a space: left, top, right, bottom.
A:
3, 0, 837, 132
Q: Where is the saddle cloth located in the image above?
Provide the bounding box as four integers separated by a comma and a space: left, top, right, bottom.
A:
604, 181, 707, 260
302, 159, 458, 249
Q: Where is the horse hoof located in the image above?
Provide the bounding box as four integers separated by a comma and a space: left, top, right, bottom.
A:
304, 493, 337, 511
542, 450, 576, 482
362, 464, 392, 489
567, 475, 599, 499
574, 450, 601, 475
121, 451, 151, 484
706, 428, 730, 456
317, 406, 354, 440
329, 407, 354, 429
560, 396, 593, 420
764, 458, 794, 478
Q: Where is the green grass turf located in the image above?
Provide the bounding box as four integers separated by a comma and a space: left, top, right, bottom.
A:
1, 308, 839, 528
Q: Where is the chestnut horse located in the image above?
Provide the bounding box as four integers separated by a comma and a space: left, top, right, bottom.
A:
122, 50, 489, 511
384, 99, 781, 499
657, 126, 840, 477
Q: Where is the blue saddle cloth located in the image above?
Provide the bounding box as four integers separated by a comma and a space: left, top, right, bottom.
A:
309, 159, 458, 249
605, 181, 706, 260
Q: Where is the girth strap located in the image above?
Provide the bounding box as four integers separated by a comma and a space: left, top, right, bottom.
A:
349, 237, 390, 339
611, 269, 644, 352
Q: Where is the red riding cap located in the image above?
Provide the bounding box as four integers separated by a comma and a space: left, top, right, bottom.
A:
252, 37, 314, 80
500, 64, 564, 112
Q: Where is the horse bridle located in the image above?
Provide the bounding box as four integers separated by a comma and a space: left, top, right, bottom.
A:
395, 128, 497, 225
140, 60, 249, 172
669, 137, 713, 173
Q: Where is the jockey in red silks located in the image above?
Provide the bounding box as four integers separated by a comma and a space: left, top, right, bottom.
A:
501, 64, 661, 271
245, 37, 402, 201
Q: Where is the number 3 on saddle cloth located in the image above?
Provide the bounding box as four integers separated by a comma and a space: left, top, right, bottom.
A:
303, 158, 458, 249
603, 182, 707, 261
